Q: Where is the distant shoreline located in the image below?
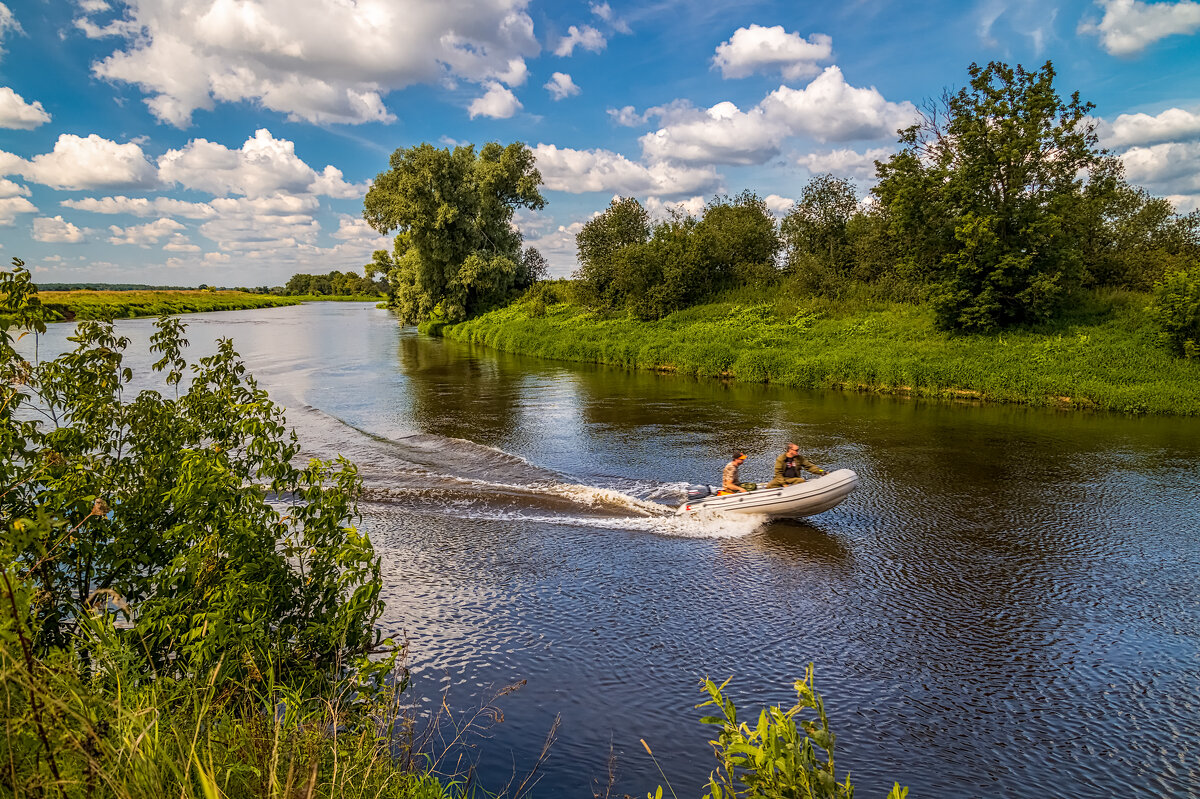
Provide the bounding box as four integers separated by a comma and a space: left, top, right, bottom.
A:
438, 292, 1200, 417
30, 289, 381, 321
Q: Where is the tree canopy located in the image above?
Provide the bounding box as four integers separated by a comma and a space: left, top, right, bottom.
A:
363, 141, 545, 322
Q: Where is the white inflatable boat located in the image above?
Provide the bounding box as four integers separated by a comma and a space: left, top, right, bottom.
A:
677, 468, 860, 519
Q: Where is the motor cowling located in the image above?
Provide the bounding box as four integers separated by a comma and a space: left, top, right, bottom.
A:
686, 484, 711, 500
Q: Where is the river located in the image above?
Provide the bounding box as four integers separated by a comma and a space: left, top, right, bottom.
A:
25, 302, 1200, 797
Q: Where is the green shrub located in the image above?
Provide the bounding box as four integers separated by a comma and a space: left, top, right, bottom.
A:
1150, 267, 1200, 359
644, 667, 907, 799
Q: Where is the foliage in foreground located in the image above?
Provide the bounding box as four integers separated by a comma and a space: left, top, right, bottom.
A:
0, 581, 449, 799
443, 287, 1200, 415
645, 667, 906, 799
2, 263, 388, 686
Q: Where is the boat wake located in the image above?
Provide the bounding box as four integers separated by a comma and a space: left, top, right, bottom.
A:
284, 402, 765, 538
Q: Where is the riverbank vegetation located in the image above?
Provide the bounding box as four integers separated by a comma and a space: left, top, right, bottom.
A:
443, 283, 1200, 414
379, 61, 1200, 413
1, 264, 449, 797
32, 288, 302, 320
283, 269, 388, 297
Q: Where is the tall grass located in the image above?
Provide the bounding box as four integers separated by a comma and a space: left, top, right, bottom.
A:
0, 623, 451, 799
442, 289, 1200, 415
33, 290, 303, 321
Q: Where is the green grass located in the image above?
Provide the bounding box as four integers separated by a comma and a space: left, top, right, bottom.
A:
1, 635, 453, 799
35, 290, 303, 320
442, 288, 1200, 415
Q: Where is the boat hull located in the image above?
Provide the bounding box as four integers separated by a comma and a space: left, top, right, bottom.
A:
677, 468, 860, 518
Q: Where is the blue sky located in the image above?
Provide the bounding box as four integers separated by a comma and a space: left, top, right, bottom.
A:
1, 0, 1199, 285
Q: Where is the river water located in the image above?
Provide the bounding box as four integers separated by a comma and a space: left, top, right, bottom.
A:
25, 302, 1200, 798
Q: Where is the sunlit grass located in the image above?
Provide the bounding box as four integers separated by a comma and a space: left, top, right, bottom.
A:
442, 288, 1200, 415
34, 290, 303, 320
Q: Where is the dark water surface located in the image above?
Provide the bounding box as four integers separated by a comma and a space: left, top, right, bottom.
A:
29, 303, 1200, 797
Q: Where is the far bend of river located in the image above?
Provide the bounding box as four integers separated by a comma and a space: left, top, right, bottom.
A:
25, 303, 1200, 798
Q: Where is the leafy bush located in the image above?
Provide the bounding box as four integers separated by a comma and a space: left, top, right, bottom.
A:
644, 667, 907, 799
1151, 267, 1200, 359
1, 262, 389, 689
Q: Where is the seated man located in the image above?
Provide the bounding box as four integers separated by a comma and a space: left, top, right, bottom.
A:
765, 443, 826, 488
721, 451, 750, 494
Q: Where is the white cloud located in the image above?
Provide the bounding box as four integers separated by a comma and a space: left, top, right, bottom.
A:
555, 24, 605, 56
532, 143, 719, 195
1121, 140, 1200, 194
0, 134, 157, 190
761, 66, 918, 143
1103, 107, 1200, 147
643, 195, 706, 219
331, 214, 389, 246
77, 0, 540, 126
520, 219, 583, 276
204, 251, 231, 263
608, 105, 647, 126
61, 195, 217, 218
33, 215, 86, 243
78, 0, 111, 12
589, 2, 630, 34
636, 67, 915, 167
0, 177, 28, 198
0, 195, 36, 225
199, 194, 321, 252
712, 25, 832, 80
108, 217, 185, 245
162, 234, 201, 252
544, 72, 580, 100
0, 3, 20, 55
0, 87, 51, 129
640, 100, 781, 165
797, 146, 894, 180
158, 129, 361, 197
1080, 0, 1200, 55
468, 81, 522, 118
763, 194, 794, 215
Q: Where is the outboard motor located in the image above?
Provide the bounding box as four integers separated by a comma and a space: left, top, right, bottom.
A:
686, 484, 711, 501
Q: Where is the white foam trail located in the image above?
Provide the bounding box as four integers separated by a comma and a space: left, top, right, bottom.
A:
460, 509, 767, 539
536, 482, 678, 517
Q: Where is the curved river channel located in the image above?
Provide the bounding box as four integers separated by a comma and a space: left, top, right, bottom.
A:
29, 302, 1200, 797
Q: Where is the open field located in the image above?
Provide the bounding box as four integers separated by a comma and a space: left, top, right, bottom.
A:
34, 290, 302, 320
441, 288, 1200, 416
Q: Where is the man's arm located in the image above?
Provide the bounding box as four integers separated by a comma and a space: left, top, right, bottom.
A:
800, 455, 826, 475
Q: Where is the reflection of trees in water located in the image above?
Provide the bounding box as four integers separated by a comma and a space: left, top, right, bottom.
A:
395, 334, 524, 443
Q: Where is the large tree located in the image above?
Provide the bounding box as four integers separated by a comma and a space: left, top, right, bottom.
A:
781, 174, 859, 277
363, 141, 545, 322
874, 61, 1101, 331
574, 196, 652, 308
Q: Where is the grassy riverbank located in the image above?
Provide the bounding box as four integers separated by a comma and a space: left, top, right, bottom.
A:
441, 288, 1200, 415
34, 289, 302, 320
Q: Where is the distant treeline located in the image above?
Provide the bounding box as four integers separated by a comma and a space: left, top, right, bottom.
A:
37, 282, 198, 291
283, 269, 387, 296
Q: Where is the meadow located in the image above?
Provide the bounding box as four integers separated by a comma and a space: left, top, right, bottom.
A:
441, 287, 1200, 416
34, 289, 302, 320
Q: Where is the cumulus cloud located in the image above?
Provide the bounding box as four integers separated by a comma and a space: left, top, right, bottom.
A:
797, 146, 894, 180
0, 3, 20, 55
1121, 140, 1200, 195
1080, 0, 1200, 55
108, 217, 185, 245
0, 196, 36, 225
198, 194, 321, 253
712, 25, 832, 80
33, 215, 86, 243
554, 24, 605, 56
0, 177, 28, 198
162, 234, 201, 252
1103, 107, 1200, 148
643, 195, 706, 220
158, 129, 362, 197
331, 215, 389, 247
636, 67, 915, 166
761, 67, 918, 143
61, 195, 217, 218
763, 194, 795, 215
0, 87, 50, 129
532, 143, 719, 195
544, 72, 580, 100
518, 219, 583, 276
76, 0, 540, 126
468, 81, 522, 118
608, 105, 647, 126
0, 134, 157, 190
